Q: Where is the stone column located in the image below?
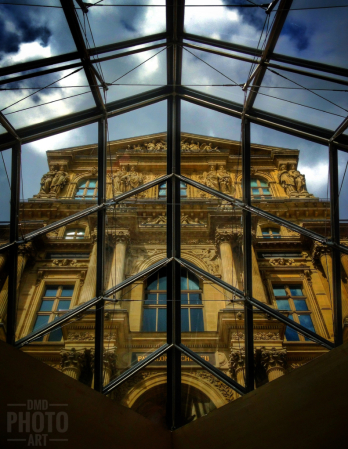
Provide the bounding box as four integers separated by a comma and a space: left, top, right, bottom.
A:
102, 347, 117, 387
251, 245, 268, 302
60, 348, 85, 380
107, 230, 130, 300
79, 230, 97, 303
216, 228, 238, 302
0, 243, 33, 323
260, 346, 287, 381
312, 243, 333, 297
229, 347, 246, 390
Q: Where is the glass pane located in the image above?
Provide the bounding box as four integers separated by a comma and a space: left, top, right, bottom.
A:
290, 286, 303, 296
274, 1, 348, 68
250, 180, 258, 187
294, 300, 309, 311
58, 300, 71, 311
0, 148, 11, 245
189, 293, 201, 305
299, 314, 316, 333
157, 309, 167, 332
0, 3, 76, 68
158, 274, 167, 290
181, 271, 188, 290
33, 315, 50, 332
250, 123, 331, 239
285, 316, 300, 342
61, 286, 74, 297
48, 327, 63, 342
188, 271, 200, 290
39, 300, 54, 312
182, 357, 235, 423
181, 293, 189, 305
181, 308, 189, 332
158, 294, 167, 305
111, 358, 167, 429
44, 286, 59, 297
273, 286, 287, 296
142, 309, 156, 332
88, 180, 97, 188
190, 309, 204, 332
20, 122, 98, 236
76, 0, 166, 48
276, 299, 291, 311
145, 294, 157, 305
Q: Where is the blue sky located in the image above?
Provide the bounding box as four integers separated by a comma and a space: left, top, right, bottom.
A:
0, 0, 347, 222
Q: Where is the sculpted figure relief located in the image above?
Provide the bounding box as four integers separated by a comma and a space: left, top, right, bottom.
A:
49, 166, 69, 195
217, 165, 234, 194
204, 166, 219, 190
39, 165, 58, 194
278, 163, 307, 196
181, 139, 220, 153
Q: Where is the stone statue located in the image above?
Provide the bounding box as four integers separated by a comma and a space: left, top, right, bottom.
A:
112, 168, 122, 194
141, 213, 167, 225
278, 163, 307, 196
144, 140, 156, 152
120, 166, 128, 192
204, 166, 219, 190
39, 165, 57, 194
180, 139, 220, 153
155, 141, 166, 152
217, 165, 233, 194
128, 166, 143, 190
49, 166, 69, 195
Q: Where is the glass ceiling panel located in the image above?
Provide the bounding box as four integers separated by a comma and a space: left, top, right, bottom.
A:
274, 0, 348, 68
253, 67, 348, 130
75, 0, 166, 48
182, 46, 253, 105
94, 46, 166, 103
1, 67, 95, 129
184, 0, 275, 49
0, 1, 77, 68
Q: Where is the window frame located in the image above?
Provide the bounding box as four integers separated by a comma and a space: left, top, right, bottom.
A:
75, 178, 98, 200
64, 227, 86, 240
250, 178, 271, 198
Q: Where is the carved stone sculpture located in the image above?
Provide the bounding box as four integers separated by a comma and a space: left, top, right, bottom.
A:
260, 346, 287, 381
39, 165, 58, 194
49, 166, 69, 195
217, 165, 234, 194
141, 213, 167, 226
278, 163, 308, 196
181, 139, 220, 153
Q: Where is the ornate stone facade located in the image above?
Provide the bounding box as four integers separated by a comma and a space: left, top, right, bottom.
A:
0, 131, 345, 423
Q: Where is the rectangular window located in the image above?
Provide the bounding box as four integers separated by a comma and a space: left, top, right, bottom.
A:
273, 284, 314, 341
75, 179, 98, 199
33, 284, 74, 342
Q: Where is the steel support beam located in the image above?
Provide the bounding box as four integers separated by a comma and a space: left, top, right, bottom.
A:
60, 0, 105, 111
6, 143, 21, 345
94, 118, 107, 392
243, 0, 293, 112
0, 112, 20, 141
332, 116, 348, 141
241, 118, 254, 392
183, 33, 348, 79
329, 142, 343, 346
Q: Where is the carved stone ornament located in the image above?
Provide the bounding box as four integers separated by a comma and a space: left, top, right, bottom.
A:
278, 163, 310, 197
110, 166, 144, 196
67, 332, 95, 341
181, 213, 206, 226
229, 348, 245, 376
125, 139, 166, 153
140, 213, 167, 226
195, 371, 234, 402
108, 229, 131, 246
187, 248, 221, 275
38, 164, 58, 195
215, 228, 238, 246
181, 139, 220, 153
51, 259, 81, 267
60, 348, 85, 371
232, 332, 280, 341
49, 165, 69, 195
312, 241, 331, 262
269, 258, 294, 266
260, 347, 287, 371
18, 242, 35, 258
197, 165, 234, 195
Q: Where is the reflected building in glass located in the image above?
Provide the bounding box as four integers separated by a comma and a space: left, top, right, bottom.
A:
1, 131, 347, 426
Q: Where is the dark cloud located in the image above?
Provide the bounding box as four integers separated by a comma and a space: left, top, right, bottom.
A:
0, 5, 51, 60
282, 21, 309, 51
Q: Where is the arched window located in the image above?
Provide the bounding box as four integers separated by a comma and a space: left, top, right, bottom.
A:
75, 179, 98, 199
261, 227, 280, 238
64, 228, 85, 239
251, 178, 271, 197
142, 267, 204, 332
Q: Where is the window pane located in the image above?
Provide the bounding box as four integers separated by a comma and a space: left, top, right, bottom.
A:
145, 294, 157, 305
250, 179, 258, 187
79, 181, 87, 188
294, 300, 308, 311
44, 286, 59, 297
276, 299, 291, 311
88, 180, 97, 188
158, 309, 167, 332
259, 180, 268, 187
48, 328, 63, 342
39, 300, 54, 312
262, 188, 271, 195
290, 286, 303, 296
190, 309, 204, 332
180, 182, 187, 189
33, 315, 50, 332
299, 315, 315, 333
158, 294, 167, 305
181, 308, 189, 332
262, 231, 270, 236
61, 286, 74, 297
251, 188, 260, 195
180, 273, 188, 290
189, 293, 201, 305
181, 293, 189, 305
147, 273, 158, 290
285, 315, 300, 341
273, 286, 287, 296
180, 189, 187, 197
270, 229, 280, 235
159, 190, 167, 197
58, 300, 71, 311
188, 272, 199, 290
76, 189, 85, 195
142, 309, 156, 332
158, 274, 167, 290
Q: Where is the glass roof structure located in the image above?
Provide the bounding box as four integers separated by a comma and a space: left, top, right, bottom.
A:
1, 0, 348, 430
